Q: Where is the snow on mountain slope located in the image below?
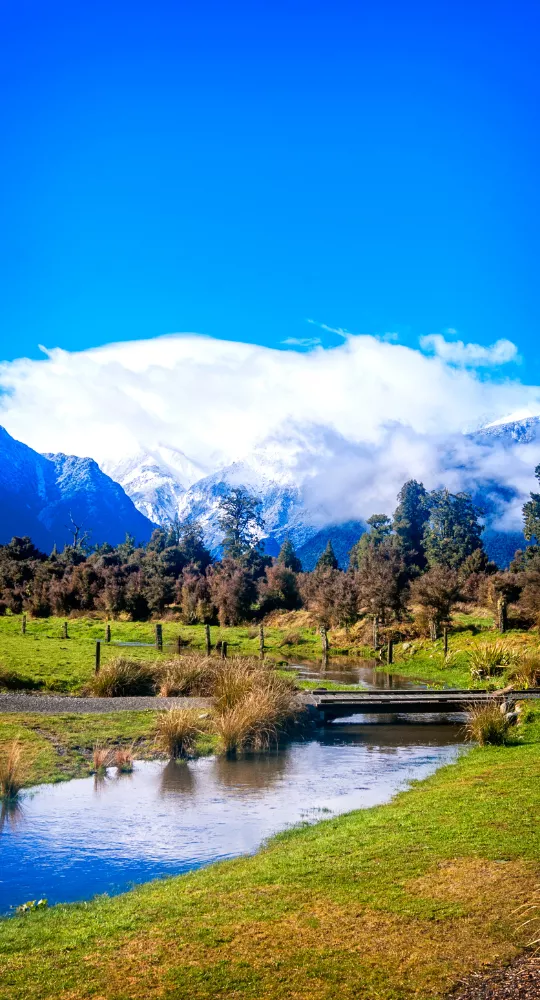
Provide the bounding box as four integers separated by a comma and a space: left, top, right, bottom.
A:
102, 447, 206, 525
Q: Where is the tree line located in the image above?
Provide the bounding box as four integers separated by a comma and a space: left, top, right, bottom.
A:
3, 467, 540, 634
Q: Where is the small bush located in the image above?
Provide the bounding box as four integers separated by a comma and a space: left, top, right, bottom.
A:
114, 747, 134, 773
464, 703, 510, 745
0, 741, 28, 799
89, 658, 157, 697
155, 708, 205, 758
469, 642, 516, 679
279, 631, 303, 647
0, 670, 42, 692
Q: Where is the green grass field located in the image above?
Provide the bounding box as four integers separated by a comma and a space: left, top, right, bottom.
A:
1, 706, 538, 999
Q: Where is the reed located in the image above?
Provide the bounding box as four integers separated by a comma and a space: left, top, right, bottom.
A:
89, 657, 157, 697
464, 703, 510, 745
155, 708, 205, 758
0, 741, 27, 800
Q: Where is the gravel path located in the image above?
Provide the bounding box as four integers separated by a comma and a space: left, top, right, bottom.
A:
0, 693, 213, 714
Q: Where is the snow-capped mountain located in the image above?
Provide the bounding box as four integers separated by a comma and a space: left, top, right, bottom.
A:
102, 446, 206, 525
0, 426, 155, 551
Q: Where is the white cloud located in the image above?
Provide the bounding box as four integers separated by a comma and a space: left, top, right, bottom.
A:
281, 337, 322, 348
420, 333, 519, 367
0, 331, 540, 528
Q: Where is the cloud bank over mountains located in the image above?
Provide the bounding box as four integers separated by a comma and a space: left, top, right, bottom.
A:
1, 330, 540, 531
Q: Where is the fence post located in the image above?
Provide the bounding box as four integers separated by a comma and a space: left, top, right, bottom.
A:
429, 619, 437, 642
205, 623, 211, 656
95, 640, 101, 674
372, 616, 378, 650
176, 635, 183, 655
497, 597, 507, 634
387, 639, 393, 665
443, 627, 449, 657
221, 640, 228, 659
259, 624, 265, 659
106, 624, 111, 643
155, 624, 163, 652
21, 613, 27, 635
63, 621, 68, 639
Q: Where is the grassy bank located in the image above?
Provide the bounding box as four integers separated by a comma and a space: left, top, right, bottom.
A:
0, 711, 175, 784
0, 707, 538, 999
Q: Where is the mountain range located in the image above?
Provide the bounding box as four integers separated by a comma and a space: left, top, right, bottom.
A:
1, 416, 539, 568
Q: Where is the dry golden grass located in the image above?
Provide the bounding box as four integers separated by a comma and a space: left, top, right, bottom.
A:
89, 657, 157, 697
114, 747, 134, 773
0, 740, 28, 800
92, 745, 111, 772
464, 703, 510, 745
155, 708, 206, 758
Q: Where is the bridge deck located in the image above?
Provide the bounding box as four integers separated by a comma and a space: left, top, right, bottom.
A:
307, 688, 540, 719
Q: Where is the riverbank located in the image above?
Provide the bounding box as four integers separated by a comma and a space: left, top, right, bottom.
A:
1, 706, 538, 999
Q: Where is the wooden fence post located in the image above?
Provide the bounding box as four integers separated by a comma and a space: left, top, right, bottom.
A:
221, 640, 228, 659
497, 597, 507, 634
177, 635, 183, 655
63, 621, 68, 639
155, 624, 163, 652
429, 619, 437, 642
372, 616, 378, 650
443, 627, 449, 657
95, 640, 101, 674
205, 623, 211, 656
387, 639, 393, 665
106, 624, 111, 643
259, 624, 265, 659
21, 613, 27, 635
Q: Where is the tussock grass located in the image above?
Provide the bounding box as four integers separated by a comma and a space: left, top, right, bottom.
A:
213, 663, 298, 752
157, 656, 210, 697
468, 641, 516, 679
114, 747, 134, 773
89, 658, 157, 697
464, 702, 511, 745
0, 740, 27, 800
92, 745, 111, 772
511, 653, 540, 689
155, 708, 205, 758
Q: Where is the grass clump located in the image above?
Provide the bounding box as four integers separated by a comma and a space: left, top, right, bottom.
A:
464, 702, 511, 745
157, 656, 210, 697
155, 708, 205, 758
0, 740, 27, 800
92, 745, 111, 772
510, 653, 540, 689
468, 641, 516, 680
89, 658, 157, 697
114, 747, 134, 773
213, 661, 298, 753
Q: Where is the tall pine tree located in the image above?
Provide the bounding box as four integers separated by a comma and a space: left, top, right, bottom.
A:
392, 479, 430, 571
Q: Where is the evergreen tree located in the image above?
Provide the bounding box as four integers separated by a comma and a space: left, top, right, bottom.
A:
316, 540, 338, 571
349, 514, 392, 570
217, 487, 264, 559
423, 489, 484, 569
392, 480, 430, 571
177, 520, 212, 570
522, 464, 540, 542
277, 537, 302, 572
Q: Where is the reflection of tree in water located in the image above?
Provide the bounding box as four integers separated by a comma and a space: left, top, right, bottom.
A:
212, 746, 291, 794
0, 798, 24, 833
159, 759, 196, 797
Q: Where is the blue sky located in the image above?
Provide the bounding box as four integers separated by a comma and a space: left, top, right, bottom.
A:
1, 0, 539, 374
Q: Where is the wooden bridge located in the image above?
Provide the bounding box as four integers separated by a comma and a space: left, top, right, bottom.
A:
306, 688, 540, 722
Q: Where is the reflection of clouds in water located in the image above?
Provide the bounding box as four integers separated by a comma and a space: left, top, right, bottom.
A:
211, 748, 290, 793
159, 760, 196, 797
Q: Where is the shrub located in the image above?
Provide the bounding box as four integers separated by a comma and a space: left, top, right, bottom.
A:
155, 709, 205, 758
468, 642, 516, 679
464, 703, 510, 745
0, 741, 28, 799
0, 669, 43, 692
279, 631, 303, 647
89, 658, 157, 697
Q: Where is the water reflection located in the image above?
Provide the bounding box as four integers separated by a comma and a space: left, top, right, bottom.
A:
0, 726, 463, 915
288, 658, 423, 690
160, 759, 196, 797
